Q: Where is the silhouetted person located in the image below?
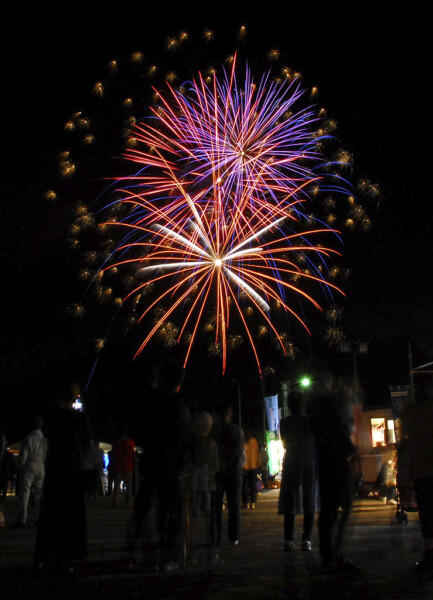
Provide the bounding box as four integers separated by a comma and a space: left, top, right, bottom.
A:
191, 411, 219, 515
278, 391, 318, 551
402, 377, 433, 572
190, 411, 219, 561
308, 370, 357, 572
14, 417, 48, 526
214, 405, 245, 545
129, 360, 193, 570
34, 383, 90, 573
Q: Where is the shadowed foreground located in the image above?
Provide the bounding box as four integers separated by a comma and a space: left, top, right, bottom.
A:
1, 490, 432, 599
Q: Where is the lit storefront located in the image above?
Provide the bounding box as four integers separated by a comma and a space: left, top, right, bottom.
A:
358, 408, 396, 487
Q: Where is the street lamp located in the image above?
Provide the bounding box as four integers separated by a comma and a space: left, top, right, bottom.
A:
299, 376, 311, 390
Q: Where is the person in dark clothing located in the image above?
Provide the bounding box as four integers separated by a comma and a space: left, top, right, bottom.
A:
34, 384, 90, 573
128, 360, 193, 570
308, 370, 357, 572
214, 405, 245, 545
190, 410, 219, 562
278, 391, 318, 551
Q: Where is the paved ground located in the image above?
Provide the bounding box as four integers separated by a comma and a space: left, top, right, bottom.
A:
1, 490, 432, 600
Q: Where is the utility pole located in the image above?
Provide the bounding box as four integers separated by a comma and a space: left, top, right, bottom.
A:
340, 340, 369, 404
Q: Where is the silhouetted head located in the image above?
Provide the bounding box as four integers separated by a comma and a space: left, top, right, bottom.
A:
32, 416, 43, 430
195, 411, 213, 436
217, 404, 233, 424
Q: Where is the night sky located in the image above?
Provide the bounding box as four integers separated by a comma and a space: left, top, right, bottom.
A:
1, 4, 429, 440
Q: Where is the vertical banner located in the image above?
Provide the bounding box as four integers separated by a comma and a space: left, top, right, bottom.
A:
390, 385, 411, 419
264, 394, 279, 433
389, 385, 411, 444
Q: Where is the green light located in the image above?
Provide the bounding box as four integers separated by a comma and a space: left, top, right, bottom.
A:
300, 376, 311, 389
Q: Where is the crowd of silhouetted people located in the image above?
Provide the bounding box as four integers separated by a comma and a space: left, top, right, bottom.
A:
1, 364, 433, 577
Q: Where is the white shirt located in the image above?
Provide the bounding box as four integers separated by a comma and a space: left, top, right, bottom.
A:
18, 429, 48, 469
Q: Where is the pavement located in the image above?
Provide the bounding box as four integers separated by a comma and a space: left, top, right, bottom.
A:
1, 490, 432, 600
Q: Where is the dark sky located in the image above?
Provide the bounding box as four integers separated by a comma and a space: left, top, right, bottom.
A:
1, 4, 429, 433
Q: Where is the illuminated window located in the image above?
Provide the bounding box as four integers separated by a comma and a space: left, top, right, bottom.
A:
371, 418, 385, 447
387, 419, 396, 444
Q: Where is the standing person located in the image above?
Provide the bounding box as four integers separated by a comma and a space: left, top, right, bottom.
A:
190, 411, 219, 562
402, 378, 433, 572
242, 428, 261, 509
214, 405, 245, 546
112, 431, 136, 508
128, 360, 193, 570
278, 391, 318, 551
14, 417, 48, 527
191, 411, 219, 516
308, 369, 357, 572
34, 383, 90, 573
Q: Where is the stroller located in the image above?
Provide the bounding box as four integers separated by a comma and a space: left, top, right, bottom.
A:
395, 439, 418, 524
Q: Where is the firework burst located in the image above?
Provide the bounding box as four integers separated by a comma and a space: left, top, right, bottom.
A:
97, 56, 352, 373
54, 29, 376, 375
